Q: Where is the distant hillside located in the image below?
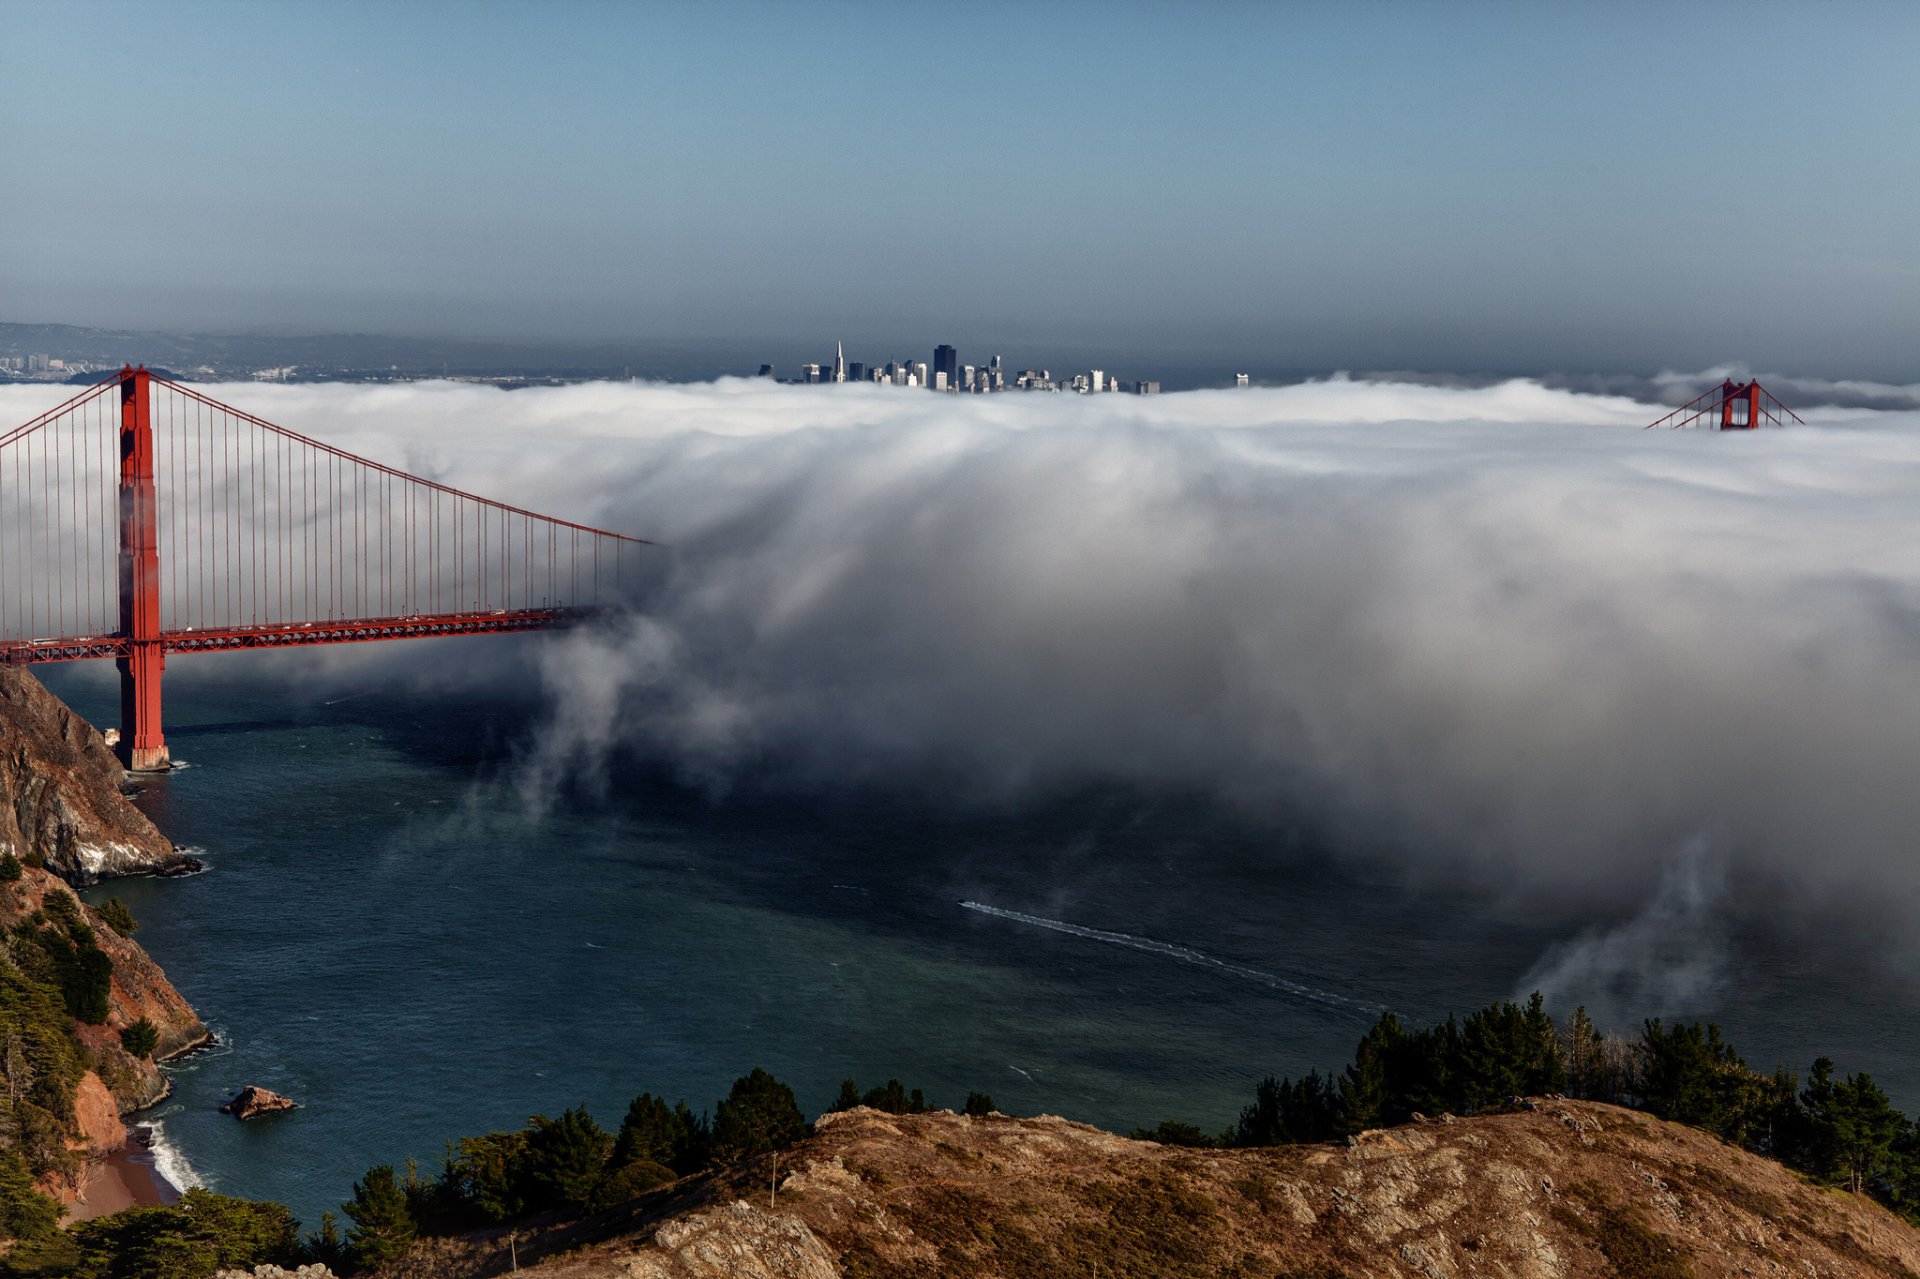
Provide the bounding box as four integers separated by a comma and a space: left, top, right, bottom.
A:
367, 1100, 1920, 1278
0, 321, 758, 384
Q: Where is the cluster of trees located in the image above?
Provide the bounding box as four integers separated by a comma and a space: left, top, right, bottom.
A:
313, 1066, 811, 1272
0, 884, 141, 1225
827, 1076, 995, 1120
16, 891, 114, 1027
1138, 993, 1920, 1223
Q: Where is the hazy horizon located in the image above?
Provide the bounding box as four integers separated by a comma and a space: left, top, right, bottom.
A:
5, 1, 1920, 380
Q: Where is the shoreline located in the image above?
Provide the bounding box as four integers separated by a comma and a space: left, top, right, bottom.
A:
65, 1125, 183, 1223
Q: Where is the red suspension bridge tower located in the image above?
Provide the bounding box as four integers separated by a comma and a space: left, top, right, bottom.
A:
2, 367, 645, 771
1644, 378, 1805, 431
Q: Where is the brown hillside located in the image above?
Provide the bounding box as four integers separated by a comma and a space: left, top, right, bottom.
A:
375, 1099, 1920, 1278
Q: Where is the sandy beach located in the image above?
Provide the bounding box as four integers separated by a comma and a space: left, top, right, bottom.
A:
65, 1126, 182, 1223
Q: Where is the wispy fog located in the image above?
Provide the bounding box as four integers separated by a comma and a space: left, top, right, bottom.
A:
7, 374, 1918, 1000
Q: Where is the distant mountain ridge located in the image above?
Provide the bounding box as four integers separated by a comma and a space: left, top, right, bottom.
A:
0, 321, 752, 384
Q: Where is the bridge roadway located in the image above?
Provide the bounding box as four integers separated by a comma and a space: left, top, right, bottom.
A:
0, 607, 594, 666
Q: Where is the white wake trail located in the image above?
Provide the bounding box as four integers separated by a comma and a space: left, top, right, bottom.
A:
959, 901, 1385, 1017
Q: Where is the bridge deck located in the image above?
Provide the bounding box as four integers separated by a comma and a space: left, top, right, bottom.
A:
0, 608, 594, 665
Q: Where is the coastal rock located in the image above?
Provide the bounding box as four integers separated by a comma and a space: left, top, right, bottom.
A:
0, 668, 196, 884
213, 1267, 337, 1279
221, 1086, 298, 1121
621, 1200, 839, 1279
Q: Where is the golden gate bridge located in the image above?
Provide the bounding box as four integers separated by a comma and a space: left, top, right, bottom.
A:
0, 367, 644, 771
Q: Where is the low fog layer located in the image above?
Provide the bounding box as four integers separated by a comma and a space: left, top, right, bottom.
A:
6, 375, 1917, 1003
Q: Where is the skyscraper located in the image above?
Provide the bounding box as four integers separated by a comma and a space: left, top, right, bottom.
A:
933, 344, 958, 391
833, 341, 846, 384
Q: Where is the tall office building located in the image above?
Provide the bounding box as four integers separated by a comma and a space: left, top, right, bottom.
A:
1234, 373, 1250, 387
1089, 369, 1103, 393
833, 341, 846, 383
912, 361, 929, 388
802, 363, 822, 383
848, 362, 866, 383
933, 344, 958, 390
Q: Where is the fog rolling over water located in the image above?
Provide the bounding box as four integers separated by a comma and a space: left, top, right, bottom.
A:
15, 372, 1920, 1023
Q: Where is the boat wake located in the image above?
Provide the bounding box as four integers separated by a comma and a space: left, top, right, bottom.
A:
958, 901, 1386, 1018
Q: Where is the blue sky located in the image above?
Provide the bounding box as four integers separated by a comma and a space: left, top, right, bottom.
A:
4, 0, 1918, 375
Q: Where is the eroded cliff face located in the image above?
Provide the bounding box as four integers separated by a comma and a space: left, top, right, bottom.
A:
0, 667, 194, 885
401, 1101, 1920, 1279
1, 865, 209, 1124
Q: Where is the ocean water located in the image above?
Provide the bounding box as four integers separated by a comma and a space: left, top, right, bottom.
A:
36, 653, 1920, 1230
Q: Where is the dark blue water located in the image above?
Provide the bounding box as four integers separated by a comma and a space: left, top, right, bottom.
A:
37, 651, 1920, 1230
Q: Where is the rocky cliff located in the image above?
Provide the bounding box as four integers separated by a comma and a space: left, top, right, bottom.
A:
4, 865, 210, 1105
0, 667, 195, 884
387, 1101, 1920, 1279
0, 668, 208, 1197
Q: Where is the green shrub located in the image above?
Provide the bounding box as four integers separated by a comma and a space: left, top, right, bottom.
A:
68, 1188, 300, 1278
96, 899, 138, 936
120, 1019, 159, 1060
964, 1091, 996, 1118
589, 1158, 676, 1212
0, 853, 22, 883
439, 1130, 530, 1224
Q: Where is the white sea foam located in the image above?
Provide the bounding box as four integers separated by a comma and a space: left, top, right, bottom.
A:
960, 901, 1385, 1017
142, 1114, 205, 1193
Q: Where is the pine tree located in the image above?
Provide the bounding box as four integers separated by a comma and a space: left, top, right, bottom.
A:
1341, 1012, 1405, 1130
609, 1093, 706, 1175
832, 1078, 861, 1112
1562, 1006, 1601, 1099
343, 1164, 417, 1269
710, 1068, 807, 1164
303, 1210, 347, 1271
520, 1106, 612, 1211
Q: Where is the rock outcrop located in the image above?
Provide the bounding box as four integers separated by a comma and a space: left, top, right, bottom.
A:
402, 1101, 1920, 1278
0, 668, 197, 884
221, 1087, 298, 1121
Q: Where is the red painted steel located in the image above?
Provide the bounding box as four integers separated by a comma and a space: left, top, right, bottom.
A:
1644, 379, 1804, 431
0, 368, 644, 767
0, 609, 597, 666
116, 368, 169, 770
